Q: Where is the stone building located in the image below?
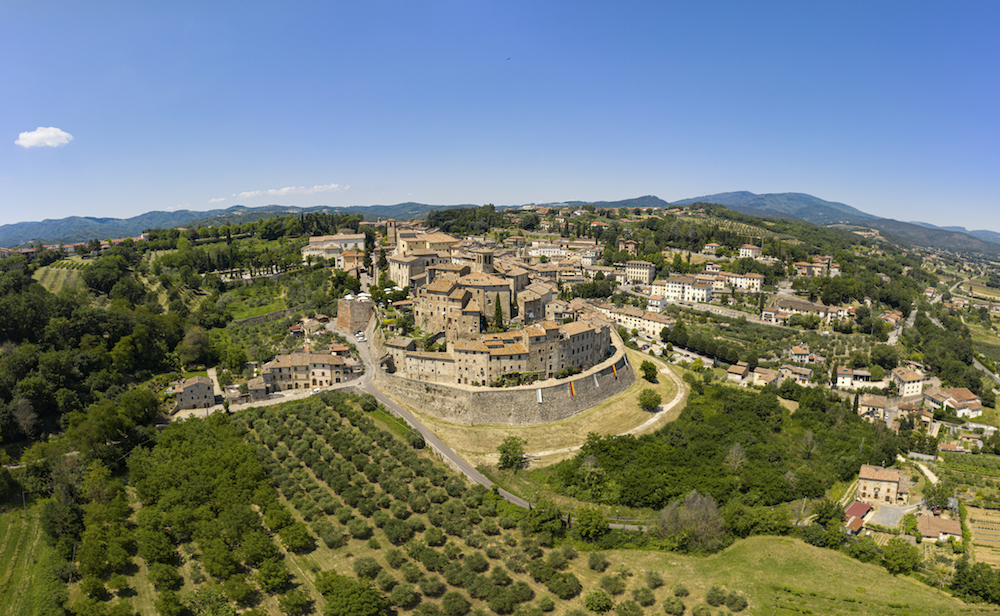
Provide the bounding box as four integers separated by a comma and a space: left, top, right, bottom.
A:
857, 464, 907, 504
387, 318, 611, 386
336, 295, 375, 332
262, 353, 347, 392
176, 376, 214, 410
625, 260, 656, 285
301, 233, 367, 262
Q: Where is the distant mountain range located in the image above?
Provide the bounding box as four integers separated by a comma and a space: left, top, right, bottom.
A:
668, 191, 878, 225
2, 192, 998, 256
0, 203, 474, 247
908, 221, 1000, 245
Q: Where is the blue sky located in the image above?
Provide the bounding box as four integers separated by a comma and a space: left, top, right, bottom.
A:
3, 2, 999, 230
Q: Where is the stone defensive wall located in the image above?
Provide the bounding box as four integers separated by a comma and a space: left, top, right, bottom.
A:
370, 322, 636, 426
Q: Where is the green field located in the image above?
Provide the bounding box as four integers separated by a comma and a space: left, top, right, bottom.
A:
230, 297, 288, 321
0, 504, 65, 616
32, 264, 84, 294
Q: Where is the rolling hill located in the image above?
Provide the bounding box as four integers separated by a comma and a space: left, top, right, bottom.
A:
0, 203, 475, 247
669, 191, 878, 225
861, 218, 1000, 256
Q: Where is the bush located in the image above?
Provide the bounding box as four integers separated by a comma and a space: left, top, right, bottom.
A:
441, 591, 471, 616
545, 572, 583, 600
673, 584, 689, 597
465, 551, 490, 573
585, 589, 614, 613
537, 595, 555, 612
632, 586, 655, 607
725, 591, 748, 612
426, 527, 447, 547
662, 596, 685, 616
376, 570, 398, 592
279, 522, 315, 553
148, 563, 182, 591
615, 600, 643, 616
390, 583, 420, 609
705, 586, 726, 607
348, 518, 373, 540
278, 588, 313, 616
353, 557, 382, 580
588, 552, 610, 572
691, 605, 711, 616
644, 571, 663, 589
420, 575, 447, 598
387, 548, 407, 569
401, 562, 423, 583
600, 574, 626, 596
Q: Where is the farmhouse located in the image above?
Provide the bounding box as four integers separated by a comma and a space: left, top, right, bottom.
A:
262, 353, 347, 392
916, 515, 962, 542
176, 376, 214, 410
890, 366, 925, 398
857, 464, 908, 504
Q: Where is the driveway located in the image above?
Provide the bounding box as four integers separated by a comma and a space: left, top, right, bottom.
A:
867, 503, 917, 527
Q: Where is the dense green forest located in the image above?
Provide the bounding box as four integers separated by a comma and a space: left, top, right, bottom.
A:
426, 205, 508, 236
548, 383, 899, 511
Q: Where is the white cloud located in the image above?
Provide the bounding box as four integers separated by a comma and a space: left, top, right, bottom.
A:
233, 182, 347, 200
209, 197, 226, 203
15, 126, 73, 148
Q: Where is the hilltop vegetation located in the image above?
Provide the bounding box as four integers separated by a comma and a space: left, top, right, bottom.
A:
548, 382, 898, 514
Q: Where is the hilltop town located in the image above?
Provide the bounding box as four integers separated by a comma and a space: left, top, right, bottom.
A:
7, 201, 1000, 615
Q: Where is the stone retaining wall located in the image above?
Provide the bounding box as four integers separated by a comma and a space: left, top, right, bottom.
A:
373, 333, 635, 426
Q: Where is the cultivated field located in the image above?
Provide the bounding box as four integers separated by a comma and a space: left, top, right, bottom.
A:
968, 506, 1000, 567
399, 348, 684, 467
0, 506, 51, 616
33, 262, 85, 294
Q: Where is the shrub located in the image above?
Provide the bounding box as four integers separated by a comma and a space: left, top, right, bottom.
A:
691, 605, 711, 616
441, 591, 471, 616
464, 551, 490, 573
348, 518, 373, 540
425, 527, 447, 547
148, 563, 182, 591
632, 586, 655, 607
387, 548, 407, 569
725, 591, 748, 612
401, 562, 423, 583
384, 519, 414, 546
376, 570, 398, 592
615, 600, 642, 616
537, 595, 555, 612
390, 583, 420, 609
420, 575, 447, 598
588, 552, 610, 572
584, 589, 614, 613
705, 586, 726, 607
673, 584, 689, 597
662, 596, 685, 616
600, 574, 626, 596
545, 572, 582, 600
353, 557, 382, 580
277, 588, 312, 615
644, 571, 663, 589
279, 522, 315, 553
545, 550, 566, 572
391, 501, 411, 520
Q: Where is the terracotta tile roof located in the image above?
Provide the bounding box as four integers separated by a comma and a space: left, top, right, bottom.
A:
916, 515, 962, 538
858, 464, 900, 483
844, 501, 871, 520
